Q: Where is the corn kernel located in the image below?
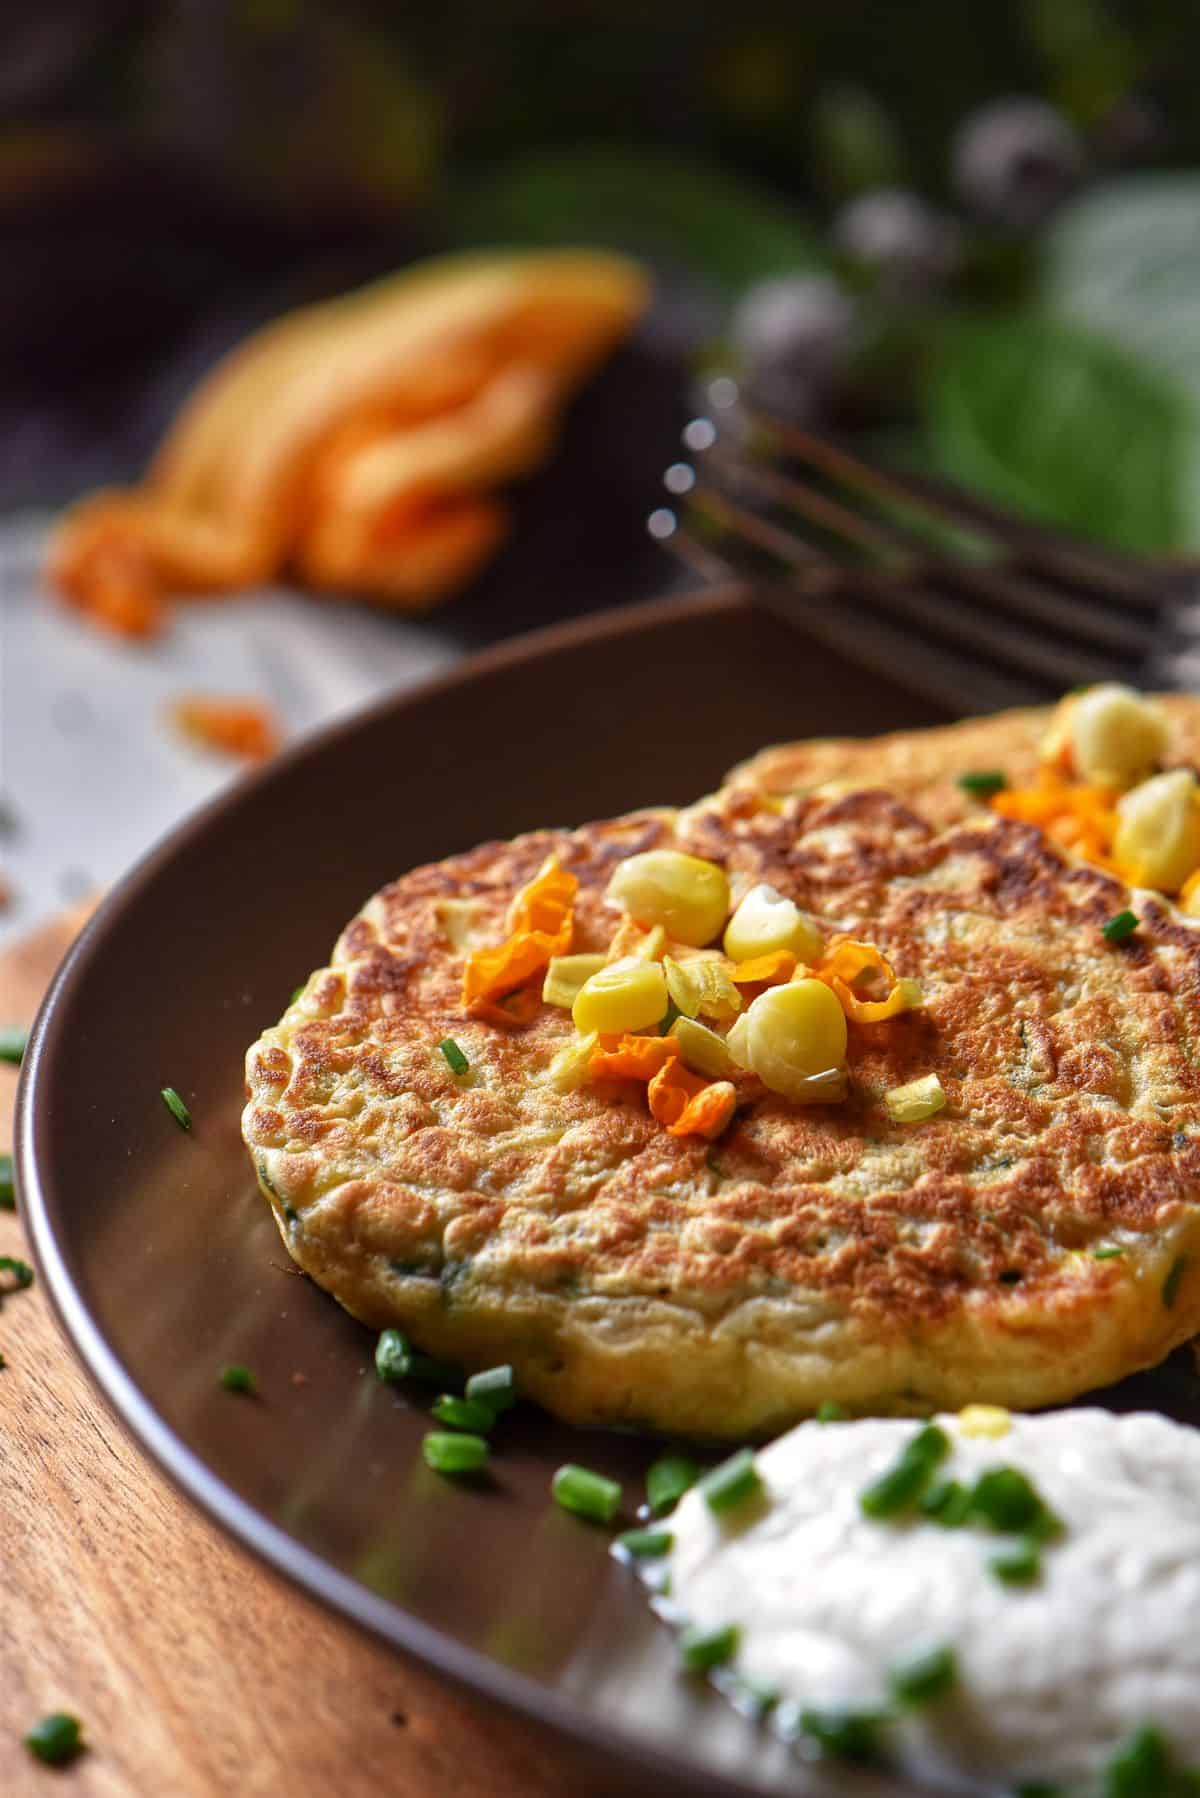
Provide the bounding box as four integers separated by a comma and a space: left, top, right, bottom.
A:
1069, 683, 1168, 789
664, 954, 741, 1024
958, 1404, 1012, 1440
543, 954, 608, 1009
673, 1015, 738, 1079
607, 851, 729, 947
1114, 768, 1200, 892
546, 1031, 598, 1092
723, 883, 823, 964
572, 956, 668, 1036
884, 1072, 946, 1123
743, 980, 848, 1099
725, 1013, 751, 1068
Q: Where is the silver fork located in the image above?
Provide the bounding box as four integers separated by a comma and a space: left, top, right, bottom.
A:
648, 376, 1200, 712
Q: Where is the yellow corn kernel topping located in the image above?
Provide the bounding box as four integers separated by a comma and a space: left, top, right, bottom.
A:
546, 1030, 598, 1092
958, 1405, 1012, 1440
607, 850, 730, 947
1113, 768, 1200, 893
723, 882, 823, 965
572, 955, 668, 1036
743, 979, 848, 1100
663, 955, 742, 1023
542, 953, 608, 1009
673, 1015, 738, 1080
884, 1072, 946, 1123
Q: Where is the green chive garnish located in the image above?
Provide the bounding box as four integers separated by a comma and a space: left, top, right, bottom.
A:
698, 1447, 762, 1517
0, 1151, 14, 1210
965, 1467, 1044, 1533
290, 983, 306, 1004
890, 1643, 957, 1707
919, 1479, 972, 1528
0, 1255, 34, 1291
1104, 1726, 1171, 1797
1103, 909, 1139, 944
860, 1423, 949, 1519
438, 1038, 470, 1076
680, 1622, 740, 1674
0, 1027, 28, 1066
219, 1364, 255, 1394
815, 1400, 846, 1423
1163, 1255, 1187, 1309
423, 1431, 489, 1476
465, 1363, 516, 1414
1093, 1245, 1123, 1260
798, 1707, 884, 1764
552, 1463, 622, 1523
431, 1394, 495, 1433
646, 1453, 701, 1517
24, 1712, 83, 1765
957, 771, 1007, 798
373, 1328, 462, 1389
616, 1527, 673, 1558
989, 1538, 1042, 1585
161, 1085, 192, 1131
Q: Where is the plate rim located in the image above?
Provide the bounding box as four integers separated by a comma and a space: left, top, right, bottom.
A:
16, 582, 813, 1798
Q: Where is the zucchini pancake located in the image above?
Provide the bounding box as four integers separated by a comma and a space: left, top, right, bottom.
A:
243, 691, 1200, 1438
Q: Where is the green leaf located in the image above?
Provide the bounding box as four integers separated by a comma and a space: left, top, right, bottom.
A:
1041, 175, 1200, 404
449, 145, 823, 292
924, 313, 1190, 553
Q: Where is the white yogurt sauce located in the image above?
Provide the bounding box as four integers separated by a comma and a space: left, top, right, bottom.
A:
647, 1409, 1200, 1793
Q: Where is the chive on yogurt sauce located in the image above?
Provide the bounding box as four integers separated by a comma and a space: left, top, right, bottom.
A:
627, 1409, 1200, 1794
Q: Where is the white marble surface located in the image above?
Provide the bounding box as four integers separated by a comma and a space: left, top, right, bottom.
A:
0, 515, 455, 949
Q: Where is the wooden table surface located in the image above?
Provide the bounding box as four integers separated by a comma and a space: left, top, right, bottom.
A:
1, 916, 621, 1797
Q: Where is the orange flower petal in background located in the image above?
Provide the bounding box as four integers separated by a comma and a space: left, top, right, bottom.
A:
171, 695, 281, 762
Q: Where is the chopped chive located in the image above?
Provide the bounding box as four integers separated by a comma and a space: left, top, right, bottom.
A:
438, 1038, 470, 1076
989, 1539, 1042, 1585
965, 1467, 1044, 1534
1093, 1245, 1123, 1260
616, 1526, 674, 1558
680, 1622, 739, 1674
552, 1463, 622, 1524
423, 1430, 489, 1477
860, 1423, 949, 1519
919, 1478, 972, 1527
815, 1400, 846, 1423
1163, 1255, 1187, 1309
698, 1447, 762, 1517
160, 1085, 192, 1131
0, 1255, 34, 1290
798, 1707, 885, 1763
646, 1453, 701, 1517
290, 984, 306, 1004
431, 1394, 495, 1433
1104, 1726, 1171, 1797
219, 1364, 255, 1394
373, 1328, 462, 1389
0, 1027, 28, 1066
890, 1643, 957, 1707
24, 1712, 83, 1765
464, 1363, 515, 1414
956, 770, 1006, 798
0, 1151, 14, 1210
1103, 909, 1139, 945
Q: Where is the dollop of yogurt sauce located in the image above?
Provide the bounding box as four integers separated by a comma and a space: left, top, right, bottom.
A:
635, 1409, 1200, 1793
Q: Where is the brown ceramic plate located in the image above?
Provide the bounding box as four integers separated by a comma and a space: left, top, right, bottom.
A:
18, 588, 1195, 1797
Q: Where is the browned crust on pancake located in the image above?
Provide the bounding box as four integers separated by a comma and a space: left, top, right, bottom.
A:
242, 784, 1200, 1437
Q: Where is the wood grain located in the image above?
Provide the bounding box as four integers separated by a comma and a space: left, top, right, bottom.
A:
0, 917, 620, 1797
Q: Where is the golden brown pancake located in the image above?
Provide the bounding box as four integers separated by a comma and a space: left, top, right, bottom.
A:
242, 784, 1200, 1438
722, 696, 1200, 829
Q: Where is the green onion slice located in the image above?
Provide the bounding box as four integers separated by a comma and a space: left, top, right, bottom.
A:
919, 1479, 972, 1528
1103, 1726, 1173, 1797
1103, 909, 1139, 944
698, 1447, 762, 1517
552, 1463, 622, 1524
0, 1151, 14, 1211
680, 1622, 739, 1674
0, 1027, 28, 1066
0, 1255, 34, 1290
438, 1037, 470, 1076
616, 1527, 673, 1559
646, 1453, 701, 1517
989, 1539, 1042, 1585
431, 1394, 495, 1433
889, 1643, 957, 1707
815, 1400, 846, 1423
956, 771, 1006, 798
24, 1712, 83, 1765
860, 1423, 949, 1519
798, 1707, 885, 1764
423, 1431, 489, 1476
219, 1364, 255, 1394
465, 1363, 516, 1413
160, 1085, 192, 1131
